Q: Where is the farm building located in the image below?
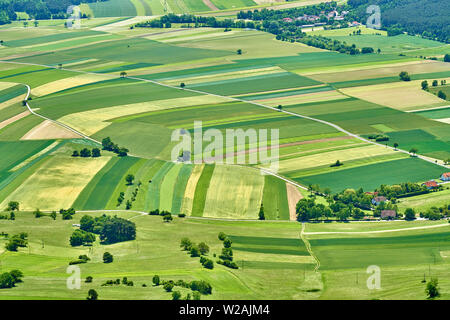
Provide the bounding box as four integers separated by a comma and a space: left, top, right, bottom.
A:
422, 180, 438, 189
441, 173, 450, 181
372, 196, 387, 205
381, 210, 397, 220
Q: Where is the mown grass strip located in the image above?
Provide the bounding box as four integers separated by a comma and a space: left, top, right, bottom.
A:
145, 162, 174, 212
171, 164, 194, 214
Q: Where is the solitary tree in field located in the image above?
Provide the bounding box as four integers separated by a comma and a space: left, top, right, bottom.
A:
432, 80, 438, 87
34, 21, 38, 27
444, 54, 450, 63
180, 82, 185, 88
259, 203, 265, 220
404, 208, 416, 221
103, 252, 113, 263
393, 143, 399, 150
421, 80, 428, 90
23, 21, 28, 28
7, 201, 19, 212
409, 148, 418, 156
87, 289, 98, 300
125, 174, 135, 185
120, 71, 127, 78
237, 49, 242, 55
437, 90, 447, 100
399, 71, 411, 81
426, 278, 440, 299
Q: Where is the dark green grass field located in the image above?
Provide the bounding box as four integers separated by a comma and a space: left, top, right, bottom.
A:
189, 72, 321, 96
191, 164, 215, 217
295, 157, 446, 193
0, 84, 27, 103
4, 30, 105, 47
262, 175, 289, 220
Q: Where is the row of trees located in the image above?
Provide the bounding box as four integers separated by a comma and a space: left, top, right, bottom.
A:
72, 147, 101, 158
101, 137, 129, 157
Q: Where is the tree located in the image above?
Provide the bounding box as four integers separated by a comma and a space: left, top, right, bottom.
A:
180, 238, 192, 251
404, 208, 416, 220
399, 71, 411, 81
164, 282, 174, 292
180, 82, 186, 88
421, 80, 428, 90
80, 148, 91, 158
152, 275, 160, 286
393, 143, 399, 150
50, 211, 57, 220
223, 238, 232, 248
432, 80, 438, 87
426, 278, 440, 299
258, 203, 265, 220
236, 49, 242, 55
218, 232, 226, 241
33, 209, 43, 218
23, 21, 28, 28
125, 174, 135, 185
72, 150, 79, 157
87, 289, 98, 300
0, 272, 14, 289
437, 90, 447, 100
172, 291, 182, 300
409, 148, 418, 156
70, 229, 95, 246
80, 215, 95, 233
198, 242, 209, 255
85, 276, 93, 283
190, 245, 200, 257
120, 72, 127, 78
34, 21, 38, 27
92, 148, 101, 157
7, 201, 19, 211
103, 252, 113, 263
444, 54, 450, 63
163, 213, 173, 223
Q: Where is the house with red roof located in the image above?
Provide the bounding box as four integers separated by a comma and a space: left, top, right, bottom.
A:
422, 180, 438, 189
441, 172, 450, 181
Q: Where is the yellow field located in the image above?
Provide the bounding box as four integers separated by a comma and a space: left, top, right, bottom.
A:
0, 155, 110, 211
31, 74, 113, 97
278, 144, 401, 173
203, 165, 264, 219
181, 164, 204, 216
286, 183, 303, 221
162, 66, 284, 86
341, 78, 450, 111
256, 90, 347, 106
21, 120, 81, 140
58, 95, 231, 135
0, 81, 17, 91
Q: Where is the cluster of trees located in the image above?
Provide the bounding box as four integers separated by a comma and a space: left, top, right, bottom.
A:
347, 0, 449, 43
33, 209, 56, 220
399, 71, 411, 81
69, 254, 90, 265
0, 211, 15, 220
103, 252, 113, 263
368, 133, 389, 142
80, 214, 136, 244
217, 232, 238, 269
419, 204, 450, 220
72, 147, 101, 158
60, 207, 76, 220
149, 209, 179, 221
101, 137, 129, 157
4, 232, 28, 251
69, 229, 95, 246
102, 277, 133, 287
118, 174, 142, 210
152, 275, 209, 299
6, 201, 19, 212
180, 238, 213, 269
0, 0, 100, 24
0, 270, 23, 289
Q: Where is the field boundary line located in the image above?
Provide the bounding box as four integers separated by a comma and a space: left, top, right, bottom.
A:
301, 223, 320, 272
4, 59, 448, 176
303, 222, 450, 235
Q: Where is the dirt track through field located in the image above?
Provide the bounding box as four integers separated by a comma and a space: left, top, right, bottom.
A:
0, 110, 30, 130
286, 183, 303, 221
203, 0, 219, 11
